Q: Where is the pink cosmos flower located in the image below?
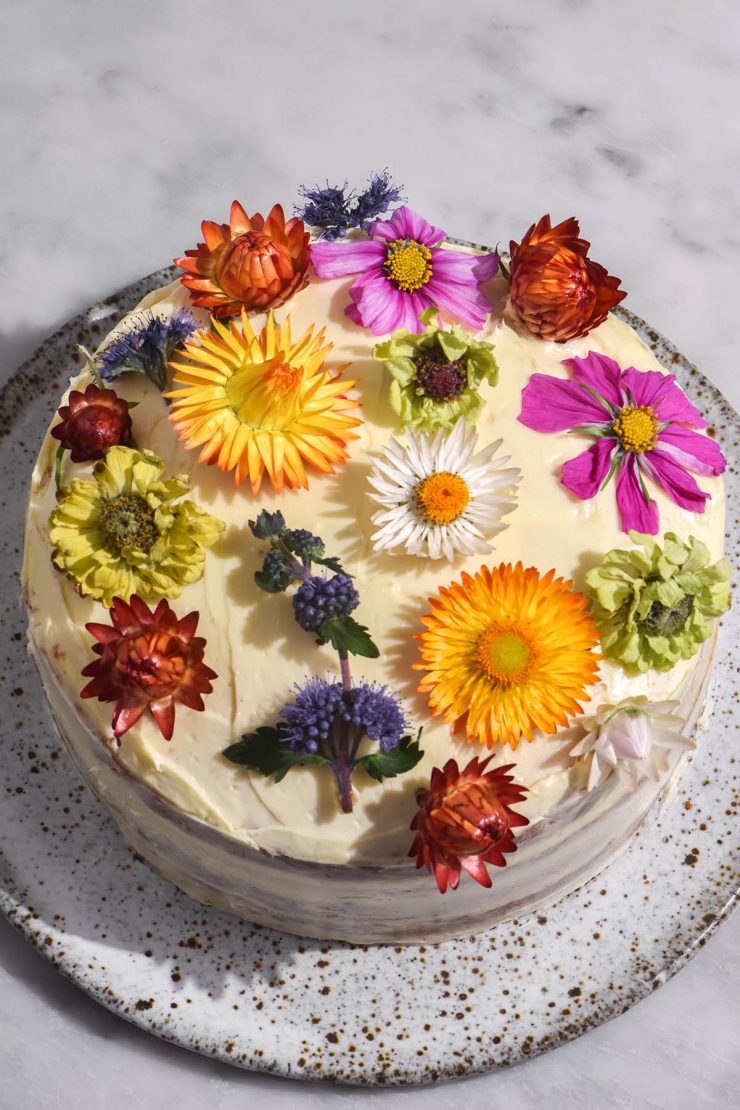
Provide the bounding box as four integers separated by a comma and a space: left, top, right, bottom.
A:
518, 352, 725, 534
310, 206, 498, 335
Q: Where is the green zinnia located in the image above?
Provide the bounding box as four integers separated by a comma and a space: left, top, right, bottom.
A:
584, 531, 731, 673
372, 307, 499, 433
49, 445, 225, 606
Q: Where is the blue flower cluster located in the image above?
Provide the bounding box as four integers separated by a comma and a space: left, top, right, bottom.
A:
292, 573, 359, 632
340, 682, 407, 752
296, 171, 405, 241
284, 528, 326, 562
279, 678, 344, 754
97, 309, 199, 390
278, 677, 406, 755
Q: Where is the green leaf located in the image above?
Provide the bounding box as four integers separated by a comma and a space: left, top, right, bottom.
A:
312, 553, 346, 575
318, 616, 380, 658
223, 727, 327, 783
359, 733, 424, 783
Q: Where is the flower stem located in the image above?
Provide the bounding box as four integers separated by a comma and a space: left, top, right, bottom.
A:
334, 648, 354, 813
54, 445, 65, 491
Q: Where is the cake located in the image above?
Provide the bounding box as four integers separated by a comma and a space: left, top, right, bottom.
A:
23, 178, 730, 943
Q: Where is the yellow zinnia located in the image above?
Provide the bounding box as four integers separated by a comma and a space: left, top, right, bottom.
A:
415, 563, 601, 749
49, 446, 224, 606
166, 310, 362, 493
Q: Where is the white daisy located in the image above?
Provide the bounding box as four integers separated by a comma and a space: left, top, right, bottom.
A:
570, 697, 693, 792
367, 418, 521, 560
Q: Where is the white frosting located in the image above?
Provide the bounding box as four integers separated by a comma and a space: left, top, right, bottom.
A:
23, 266, 725, 870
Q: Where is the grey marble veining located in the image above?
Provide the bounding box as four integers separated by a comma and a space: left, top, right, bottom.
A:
0, 0, 738, 1107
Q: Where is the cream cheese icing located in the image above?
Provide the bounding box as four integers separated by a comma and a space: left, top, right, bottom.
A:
23, 265, 725, 873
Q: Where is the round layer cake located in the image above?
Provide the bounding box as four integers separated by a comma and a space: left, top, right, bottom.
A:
23, 207, 728, 943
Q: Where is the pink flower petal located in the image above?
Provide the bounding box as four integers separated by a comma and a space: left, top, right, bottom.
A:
310, 239, 386, 279
656, 426, 726, 477
347, 271, 413, 335
641, 450, 712, 513
616, 455, 659, 534
561, 438, 617, 499
563, 352, 625, 408
431, 247, 500, 284
519, 374, 614, 433
622, 368, 706, 427
371, 205, 446, 247
425, 276, 490, 330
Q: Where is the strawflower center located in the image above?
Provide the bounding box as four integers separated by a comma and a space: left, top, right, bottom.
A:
414, 350, 468, 402
639, 594, 694, 637
415, 471, 470, 524
216, 231, 279, 297
225, 356, 303, 430
118, 631, 187, 693
99, 494, 158, 554
613, 404, 659, 454
384, 238, 433, 292
477, 625, 534, 687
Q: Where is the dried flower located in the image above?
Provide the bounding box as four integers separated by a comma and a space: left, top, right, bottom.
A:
570, 697, 692, 790
175, 202, 310, 317
296, 170, 405, 240
409, 755, 529, 892
508, 215, 626, 342
81, 595, 217, 741
51, 383, 133, 462
96, 309, 199, 390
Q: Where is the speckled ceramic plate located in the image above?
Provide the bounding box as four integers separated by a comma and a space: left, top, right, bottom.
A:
1, 265, 737, 1086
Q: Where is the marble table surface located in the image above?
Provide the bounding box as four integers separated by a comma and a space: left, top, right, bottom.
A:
1, 0, 737, 1106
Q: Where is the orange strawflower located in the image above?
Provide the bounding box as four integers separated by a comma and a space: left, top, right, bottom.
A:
175, 201, 310, 318
415, 562, 601, 749
508, 215, 625, 342
409, 755, 529, 892
167, 311, 361, 493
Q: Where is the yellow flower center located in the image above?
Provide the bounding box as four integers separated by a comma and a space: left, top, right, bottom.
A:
476, 625, 534, 687
225, 357, 303, 430
99, 493, 158, 554
384, 238, 433, 292
613, 404, 659, 454
415, 471, 470, 524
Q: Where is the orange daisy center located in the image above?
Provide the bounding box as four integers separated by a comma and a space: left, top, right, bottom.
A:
476, 625, 534, 686
613, 404, 659, 454
225, 356, 303, 430
384, 238, 433, 292
415, 471, 470, 524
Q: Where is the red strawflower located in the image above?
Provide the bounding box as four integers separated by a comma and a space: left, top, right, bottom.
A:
51, 383, 133, 462
81, 595, 217, 742
175, 201, 310, 318
508, 215, 626, 342
409, 755, 529, 893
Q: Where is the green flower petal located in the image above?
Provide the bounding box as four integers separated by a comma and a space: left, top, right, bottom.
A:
584, 532, 730, 672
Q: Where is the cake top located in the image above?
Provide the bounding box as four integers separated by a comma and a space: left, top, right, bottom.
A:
28, 174, 730, 894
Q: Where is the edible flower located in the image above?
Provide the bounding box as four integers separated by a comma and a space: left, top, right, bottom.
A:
570, 697, 692, 791
518, 351, 726, 533
81, 595, 217, 741
373, 307, 499, 432
415, 562, 601, 749
584, 531, 731, 672
51, 383, 132, 462
296, 170, 405, 240
49, 446, 224, 606
508, 214, 625, 342
167, 310, 361, 493
310, 205, 498, 335
409, 755, 529, 893
96, 309, 200, 390
367, 418, 520, 560
175, 202, 310, 318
